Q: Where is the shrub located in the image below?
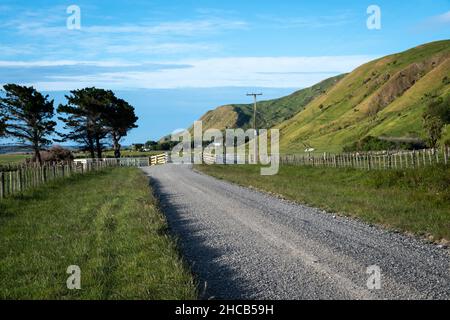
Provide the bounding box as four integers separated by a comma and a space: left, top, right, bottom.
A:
422, 96, 450, 148
343, 136, 425, 152
31, 146, 74, 163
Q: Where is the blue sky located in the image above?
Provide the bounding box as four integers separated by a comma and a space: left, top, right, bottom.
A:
0, 0, 449, 144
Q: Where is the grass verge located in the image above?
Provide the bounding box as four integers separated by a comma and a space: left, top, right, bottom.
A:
0, 167, 196, 299
196, 164, 450, 242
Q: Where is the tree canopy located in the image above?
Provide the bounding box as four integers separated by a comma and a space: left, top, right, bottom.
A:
58, 88, 111, 158
58, 87, 138, 158
0, 84, 56, 163
103, 96, 138, 158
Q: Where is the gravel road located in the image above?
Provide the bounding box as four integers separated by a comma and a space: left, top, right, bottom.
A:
142, 164, 450, 300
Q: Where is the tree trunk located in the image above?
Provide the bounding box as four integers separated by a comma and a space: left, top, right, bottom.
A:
87, 135, 95, 159
95, 135, 102, 159
112, 133, 121, 158
114, 147, 121, 158
89, 147, 95, 159
34, 145, 42, 164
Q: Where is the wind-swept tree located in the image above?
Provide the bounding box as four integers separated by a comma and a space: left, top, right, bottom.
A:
0, 84, 56, 163
57, 103, 96, 158
103, 96, 138, 158
57, 88, 111, 158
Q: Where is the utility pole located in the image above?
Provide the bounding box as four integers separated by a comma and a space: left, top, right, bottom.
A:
246, 93, 262, 163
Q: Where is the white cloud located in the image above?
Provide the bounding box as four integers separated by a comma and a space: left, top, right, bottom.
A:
432, 11, 450, 24
0, 12, 245, 60
0, 60, 139, 67
104, 42, 219, 55
256, 12, 354, 29
8, 17, 247, 38
0, 5, 376, 91
27, 55, 377, 91
84, 19, 247, 35
414, 11, 450, 31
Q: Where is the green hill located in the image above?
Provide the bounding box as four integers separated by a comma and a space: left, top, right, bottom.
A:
277, 40, 450, 153
196, 74, 345, 132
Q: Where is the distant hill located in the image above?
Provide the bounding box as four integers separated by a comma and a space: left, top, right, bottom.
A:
277, 40, 450, 152
0, 144, 80, 154
195, 74, 345, 132
0, 144, 32, 154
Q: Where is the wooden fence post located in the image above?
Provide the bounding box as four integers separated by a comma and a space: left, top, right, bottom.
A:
0, 172, 4, 199
18, 169, 23, 192
10, 171, 14, 194
445, 146, 449, 165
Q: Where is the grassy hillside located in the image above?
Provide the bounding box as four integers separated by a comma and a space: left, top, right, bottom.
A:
277, 40, 450, 153
196, 74, 345, 132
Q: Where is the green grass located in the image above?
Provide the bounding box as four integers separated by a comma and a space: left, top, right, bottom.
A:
0, 167, 196, 299
0, 153, 29, 165
196, 164, 450, 241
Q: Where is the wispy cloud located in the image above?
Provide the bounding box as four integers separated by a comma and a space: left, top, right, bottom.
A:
429, 11, 450, 24
5, 55, 376, 91
0, 60, 192, 83
0, 4, 247, 60
87, 19, 247, 35
11, 18, 247, 37
104, 42, 219, 55
0, 60, 139, 67
413, 10, 450, 32
256, 12, 355, 29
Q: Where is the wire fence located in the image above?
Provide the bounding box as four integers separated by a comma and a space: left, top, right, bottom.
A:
0, 160, 119, 199
279, 147, 449, 169
0, 154, 168, 200
200, 146, 449, 170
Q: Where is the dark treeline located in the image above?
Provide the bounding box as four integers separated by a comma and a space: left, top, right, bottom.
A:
0, 84, 138, 163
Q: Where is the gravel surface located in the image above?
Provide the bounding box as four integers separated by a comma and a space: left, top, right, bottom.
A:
142, 164, 450, 300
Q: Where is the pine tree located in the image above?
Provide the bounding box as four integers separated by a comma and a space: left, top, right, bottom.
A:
0, 84, 56, 163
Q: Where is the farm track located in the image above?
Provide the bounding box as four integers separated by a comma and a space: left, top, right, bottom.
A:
142, 164, 450, 300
